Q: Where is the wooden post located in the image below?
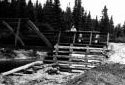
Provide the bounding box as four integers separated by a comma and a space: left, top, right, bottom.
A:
70, 43, 73, 54
2, 21, 25, 46
89, 31, 93, 45
55, 31, 61, 55
57, 31, 61, 45
70, 32, 76, 54
27, 20, 52, 48
107, 33, 110, 46
73, 32, 76, 44
85, 46, 89, 68
15, 18, 21, 47
55, 44, 58, 55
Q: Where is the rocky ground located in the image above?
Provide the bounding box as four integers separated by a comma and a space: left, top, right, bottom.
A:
66, 63, 125, 85
1, 43, 125, 85
0, 65, 81, 85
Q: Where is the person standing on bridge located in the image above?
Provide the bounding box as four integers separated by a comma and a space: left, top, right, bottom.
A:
94, 34, 100, 43
70, 25, 77, 32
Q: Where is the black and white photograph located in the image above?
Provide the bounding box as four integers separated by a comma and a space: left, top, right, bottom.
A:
0, 0, 125, 85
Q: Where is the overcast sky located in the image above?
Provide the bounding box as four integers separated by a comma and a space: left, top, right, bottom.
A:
31, 0, 125, 26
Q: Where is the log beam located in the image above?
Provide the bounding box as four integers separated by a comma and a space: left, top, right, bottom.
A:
2, 21, 24, 46
1, 61, 43, 76
27, 20, 52, 48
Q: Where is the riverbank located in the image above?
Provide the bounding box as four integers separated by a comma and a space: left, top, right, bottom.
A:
1, 43, 125, 85
0, 49, 46, 73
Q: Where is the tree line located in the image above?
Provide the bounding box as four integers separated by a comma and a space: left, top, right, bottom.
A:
0, 0, 125, 41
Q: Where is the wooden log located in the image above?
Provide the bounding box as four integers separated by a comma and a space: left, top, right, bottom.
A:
2, 21, 25, 46
1, 61, 43, 76
27, 20, 52, 48
57, 45, 103, 50
107, 32, 110, 45
12, 73, 26, 76
71, 70, 84, 73
15, 18, 21, 47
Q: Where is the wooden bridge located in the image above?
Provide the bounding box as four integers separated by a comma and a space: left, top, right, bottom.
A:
0, 18, 110, 73
43, 31, 110, 72
0, 18, 58, 49
0, 31, 110, 75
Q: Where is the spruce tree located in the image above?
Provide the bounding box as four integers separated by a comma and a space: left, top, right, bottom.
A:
42, 0, 55, 30
34, 0, 43, 22
63, 5, 73, 30
42, 0, 54, 23
122, 22, 125, 37
81, 11, 87, 31
10, 0, 18, 18
27, 0, 35, 21
85, 11, 92, 31
1, 0, 10, 17
94, 16, 100, 31
53, 0, 62, 30
100, 6, 110, 33
73, 0, 83, 30
0, 1, 2, 17
115, 24, 124, 41
73, 0, 82, 30
16, 0, 27, 18
109, 16, 114, 33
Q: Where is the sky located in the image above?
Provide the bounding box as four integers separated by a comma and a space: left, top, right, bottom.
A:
31, 0, 125, 26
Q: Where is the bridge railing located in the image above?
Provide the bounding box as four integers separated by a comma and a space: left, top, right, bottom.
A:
0, 18, 109, 49
58, 31, 109, 47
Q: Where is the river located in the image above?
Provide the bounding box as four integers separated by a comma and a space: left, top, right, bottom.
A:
0, 58, 38, 73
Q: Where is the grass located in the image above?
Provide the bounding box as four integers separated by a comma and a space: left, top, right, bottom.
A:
66, 63, 125, 85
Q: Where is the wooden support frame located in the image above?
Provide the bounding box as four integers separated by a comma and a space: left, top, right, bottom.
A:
15, 18, 21, 47
73, 32, 76, 44
89, 31, 93, 45
27, 20, 52, 48
107, 33, 110, 46
2, 21, 25, 46
1, 61, 43, 76
57, 31, 61, 44
55, 31, 61, 55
